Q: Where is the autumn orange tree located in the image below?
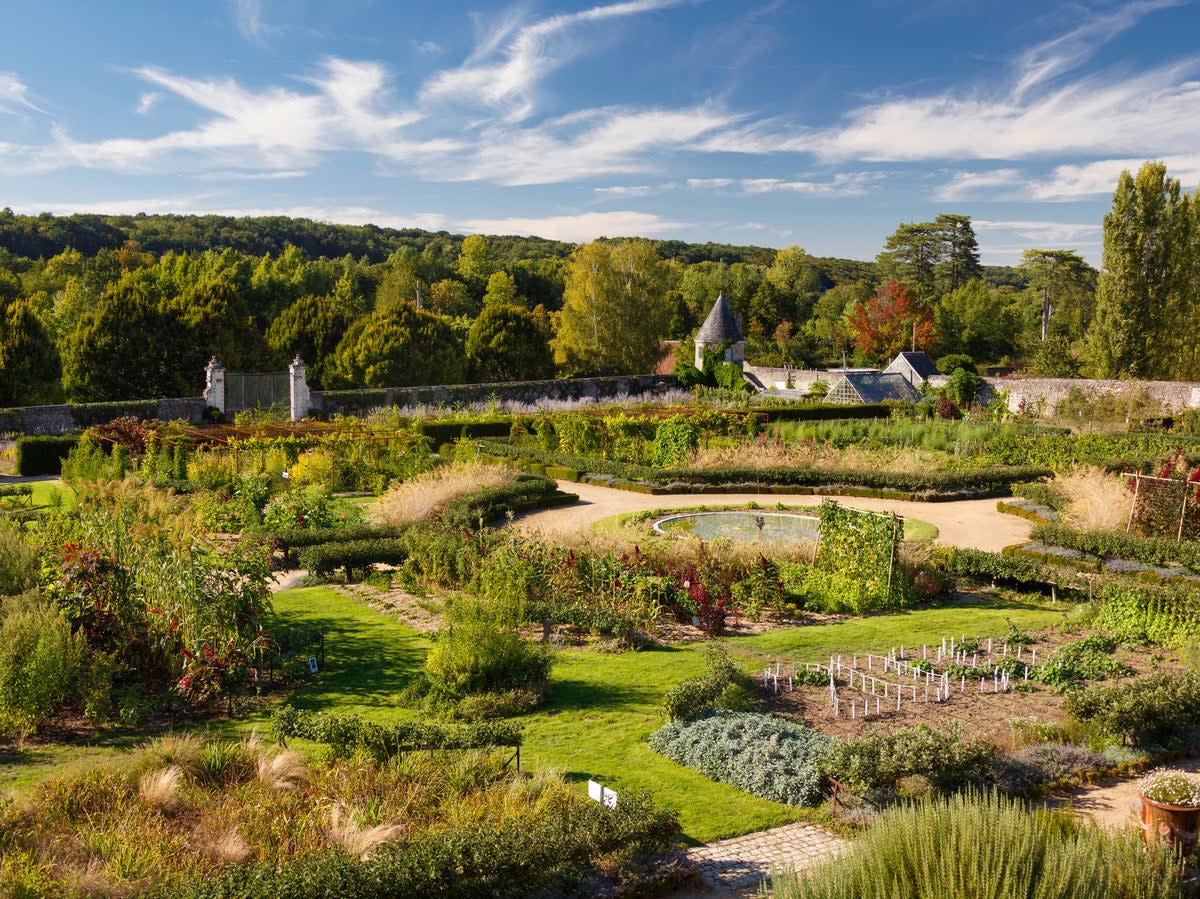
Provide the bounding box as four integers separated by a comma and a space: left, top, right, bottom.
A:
849, 280, 936, 364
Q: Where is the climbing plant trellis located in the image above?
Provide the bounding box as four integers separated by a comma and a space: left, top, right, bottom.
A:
762, 633, 1038, 720
810, 500, 907, 611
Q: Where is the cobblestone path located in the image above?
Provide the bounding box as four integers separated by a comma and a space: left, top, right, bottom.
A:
681, 821, 846, 896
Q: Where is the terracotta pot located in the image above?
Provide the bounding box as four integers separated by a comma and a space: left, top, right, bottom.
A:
1139, 794, 1200, 856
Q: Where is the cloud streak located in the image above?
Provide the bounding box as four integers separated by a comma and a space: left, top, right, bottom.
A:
421, 0, 681, 122
0, 73, 44, 115
459, 209, 685, 242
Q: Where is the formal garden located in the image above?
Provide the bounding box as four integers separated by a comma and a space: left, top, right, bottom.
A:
3, 400, 1200, 896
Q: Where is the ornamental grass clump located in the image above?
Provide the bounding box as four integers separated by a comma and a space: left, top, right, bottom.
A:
1139, 769, 1200, 806
373, 462, 516, 526
768, 791, 1185, 899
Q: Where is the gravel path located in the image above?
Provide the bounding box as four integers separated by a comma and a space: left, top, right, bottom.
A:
1049, 756, 1200, 830
517, 480, 1032, 553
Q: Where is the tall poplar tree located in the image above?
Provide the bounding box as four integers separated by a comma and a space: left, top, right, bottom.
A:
1086, 162, 1192, 379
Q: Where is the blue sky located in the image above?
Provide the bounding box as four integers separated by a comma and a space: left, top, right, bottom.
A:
2, 0, 1198, 265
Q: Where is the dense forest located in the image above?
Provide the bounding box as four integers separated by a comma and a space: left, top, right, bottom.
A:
0, 159, 1193, 405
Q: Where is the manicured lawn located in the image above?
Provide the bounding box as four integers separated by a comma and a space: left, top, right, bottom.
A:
2, 586, 1073, 843
263, 586, 429, 720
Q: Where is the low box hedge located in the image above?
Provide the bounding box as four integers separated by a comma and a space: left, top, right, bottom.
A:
15, 434, 79, 475
475, 438, 1048, 498
1031, 523, 1200, 572
441, 475, 578, 528
298, 538, 408, 579
269, 523, 408, 552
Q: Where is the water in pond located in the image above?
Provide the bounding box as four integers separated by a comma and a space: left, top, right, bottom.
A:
652, 511, 819, 544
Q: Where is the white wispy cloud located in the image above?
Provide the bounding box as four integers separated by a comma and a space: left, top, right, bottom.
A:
459, 210, 685, 242
412, 40, 443, 55
232, 0, 275, 45
740, 172, 882, 196
449, 104, 737, 185
421, 0, 681, 122
686, 172, 881, 197
0, 73, 44, 114
974, 218, 1103, 245
1012, 0, 1184, 99
720, 2, 1196, 170
1029, 154, 1200, 199
935, 168, 1027, 201
594, 184, 655, 196
136, 92, 162, 115
49, 58, 455, 174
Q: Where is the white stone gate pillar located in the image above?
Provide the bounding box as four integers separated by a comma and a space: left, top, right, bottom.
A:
203, 357, 225, 414
289, 356, 310, 422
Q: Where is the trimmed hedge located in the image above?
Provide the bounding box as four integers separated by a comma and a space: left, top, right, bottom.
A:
932, 546, 1078, 591
996, 500, 1053, 525
1031, 523, 1200, 572
14, 435, 79, 475
476, 438, 1048, 498
440, 475, 577, 528
269, 523, 408, 552
272, 706, 521, 758
753, 403, 895, 422
298, 538, 408, 579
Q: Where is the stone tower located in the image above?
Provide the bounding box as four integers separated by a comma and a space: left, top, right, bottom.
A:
694, 294, 745, 369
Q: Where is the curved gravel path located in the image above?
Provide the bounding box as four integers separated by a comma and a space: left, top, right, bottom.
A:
516, 480, 1032, 553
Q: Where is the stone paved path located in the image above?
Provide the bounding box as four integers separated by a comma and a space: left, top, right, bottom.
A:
679, 822, 846, 897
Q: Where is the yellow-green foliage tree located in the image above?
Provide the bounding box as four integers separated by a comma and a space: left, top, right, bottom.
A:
552, 239, 670, 376
326, 304, 467, 388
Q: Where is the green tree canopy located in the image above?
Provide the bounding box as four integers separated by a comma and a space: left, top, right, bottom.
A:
0, 299, 60, 405
482, 270, 522, 308
326, 305, 467, 388
266, 293, 356, 389
933, 279, 1018, 363
465, 304, 553, 382
552, 239, 671, 376
61, 283, 185, 401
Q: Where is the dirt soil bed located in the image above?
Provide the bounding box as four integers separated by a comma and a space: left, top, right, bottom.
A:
759, 627, 1186, 746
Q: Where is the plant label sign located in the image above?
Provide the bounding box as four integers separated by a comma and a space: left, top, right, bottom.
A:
587, 779, 618, 809
307, 656, 319, 674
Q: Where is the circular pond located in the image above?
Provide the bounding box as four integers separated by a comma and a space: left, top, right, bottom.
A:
652, 510, 820, 544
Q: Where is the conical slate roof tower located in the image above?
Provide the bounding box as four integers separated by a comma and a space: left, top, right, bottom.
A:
694, 294, 745, 369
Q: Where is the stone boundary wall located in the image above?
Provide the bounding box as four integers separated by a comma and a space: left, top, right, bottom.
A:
970, 377, 1200, 414
743, 365, 835, 393
0, 397, 206, 435
311, 374, 677, 416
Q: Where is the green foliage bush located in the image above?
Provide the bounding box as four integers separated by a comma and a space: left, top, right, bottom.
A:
162, 788, 678, 899
1065, 671, 1200, 746
649, 711, 833, 806
1033, 636, 1131, 692
821, 724, 995, 800
15, 434, 79, 475
648, 416, 698, 467
812, 501, 906, 611
261, 485, 336, 532
932, 546, 1071, 591
269, 523, 407, 551
770, 791, 1184, 899
0, 520, 37, 596
1087, 581, 1200, 647
425, 595, 553, 703
662, 644, 755, 720
0, 593, 85, 737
